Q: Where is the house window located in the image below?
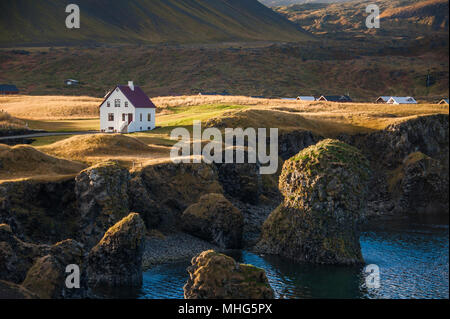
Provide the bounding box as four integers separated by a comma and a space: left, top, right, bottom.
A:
125, 102, 128, 107
107, 101, 111, 107
147, 113, 151, 121
108, 113, 114, 121
140, 114, 143, 122
122, 114, 126, 121
115, 99, 120, 107
108, 127, 114, 131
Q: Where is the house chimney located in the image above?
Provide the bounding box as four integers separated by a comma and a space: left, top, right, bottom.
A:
128, 81, 134, 91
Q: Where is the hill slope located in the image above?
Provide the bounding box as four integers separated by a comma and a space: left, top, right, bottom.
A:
0, 0, 310, 46
275, 0, 449, 37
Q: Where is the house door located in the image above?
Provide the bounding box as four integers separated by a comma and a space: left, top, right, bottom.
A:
128, 113, 133, 124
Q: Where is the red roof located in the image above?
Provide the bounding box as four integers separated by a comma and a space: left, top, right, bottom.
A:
101, 85, 156, 108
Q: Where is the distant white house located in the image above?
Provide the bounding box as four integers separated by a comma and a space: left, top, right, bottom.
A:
387, 97, 417, 105
296, 96, 315, 101
65, 79, 79, 86
99, 81, 156, 133
439, 98, 449, 105
376, 96, 391, 104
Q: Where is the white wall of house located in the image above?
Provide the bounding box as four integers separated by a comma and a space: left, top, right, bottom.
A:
99, 88, 156, 133
128, 108, 156, 133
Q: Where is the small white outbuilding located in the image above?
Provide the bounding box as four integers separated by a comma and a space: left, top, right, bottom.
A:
99, 81, 156, 133
296, 96, 315, 101
387, 97, 417, 105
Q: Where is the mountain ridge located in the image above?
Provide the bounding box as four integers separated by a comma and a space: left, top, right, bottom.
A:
0, 0, 311, 46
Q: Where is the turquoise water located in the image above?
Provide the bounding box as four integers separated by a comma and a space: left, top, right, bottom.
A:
139, 215, 449, 299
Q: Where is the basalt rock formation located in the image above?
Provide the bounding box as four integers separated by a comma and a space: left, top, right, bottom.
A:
278, 129, 322, 160
184, 250, 274, 299
0, 179, 78, 244
257, 139, 371, 264
75, 162, 131, 249
0, 280, 38, 299
0, 223, 46, 283
181, 193, 244, 249
132, 162, 223, 229
87, 213, 146, 292
340, 114, 449, 217
22, 239, 86, 299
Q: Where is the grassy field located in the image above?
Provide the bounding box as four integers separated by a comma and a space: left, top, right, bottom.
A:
0, 94, 448, 182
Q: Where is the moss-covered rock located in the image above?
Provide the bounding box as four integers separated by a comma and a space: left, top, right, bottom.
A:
21, 239, 85, 299
257, 139, 371, 265
133, 162, 223, 229
0, 280, 38, 299
388, 152, 449, 214
184, 250, 274, 299
75, 161, 131, 248
0, 223, 46, 283
181, 193, 244, 249
87, 213, 146, 292
0, 178, 79, 244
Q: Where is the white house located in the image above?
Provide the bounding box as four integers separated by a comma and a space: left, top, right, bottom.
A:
376, 96, 391, 104
387, 96, 417, 105
99, 81, 156, 133
296, 96, 315, 101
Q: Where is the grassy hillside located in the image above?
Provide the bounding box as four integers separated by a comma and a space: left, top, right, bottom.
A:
275, 0, 449, 39
0, 0, 310, 46
0, 44, 447, 101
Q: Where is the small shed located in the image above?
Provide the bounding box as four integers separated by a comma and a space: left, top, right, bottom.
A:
0, 84, 19, 95
317, 95, 352, 103
387, 97, 417, 105
65, 79, 79, 86
376, 96, 391, 104
438, 99, 449, 105
296, 96, 315, 101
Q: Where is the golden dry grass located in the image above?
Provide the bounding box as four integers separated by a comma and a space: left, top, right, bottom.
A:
1, 94, 448, 181
0, 143, 86, 182
38, 134, 171, 166
0, 110, 27, 131
0, 95, 101, 120
203, 101, 449, 136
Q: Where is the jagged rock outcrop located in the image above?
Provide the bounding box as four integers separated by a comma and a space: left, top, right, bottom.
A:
257, 139, 371, 264
340, 114, 449, 217
181, 193, 244, 249
215, 162, 261, 205
128, 176, 161, 229
0, 280, 38, 299
22, 239, 85, 299
133, 162, 223, 229
75, 162, 131, 248
342, 114, 449, 169
0, 224, 86, 299
278, 129, 322, 160
389, 152, 449, 214
213, 147, 262, 205
0, 224, 46, 283
0, 179, 78, 244
184, 250, 274, 299
87, 213, 146, 292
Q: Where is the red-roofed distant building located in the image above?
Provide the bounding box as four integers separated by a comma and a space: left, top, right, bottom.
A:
99, 81, 156, 133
